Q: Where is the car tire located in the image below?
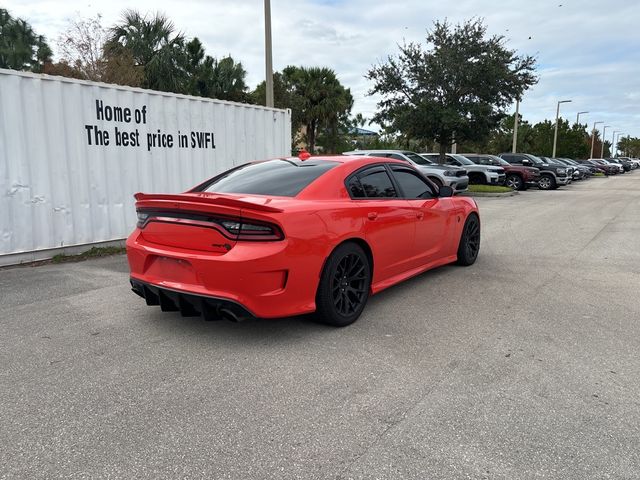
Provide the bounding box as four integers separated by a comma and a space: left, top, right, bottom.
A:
456, 213, 480, 266
315, 242, 371, 327
505, 174, 524, 190
468, 173, 485, 185
538, 175, 556, 190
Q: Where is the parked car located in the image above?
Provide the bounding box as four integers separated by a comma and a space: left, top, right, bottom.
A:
577, 159, 607, 175
539, 157, 575, 182
555, 158, 592, 179
499, 153, 571, 190
606, 158, 632, 172
592, 158, 623, 174
460, 153, 540, 190
618, 157, 639, 169
420, 153, 506, 185
127, 155, 480, 327
583, 159, 618, 175
343, 150, 469, 193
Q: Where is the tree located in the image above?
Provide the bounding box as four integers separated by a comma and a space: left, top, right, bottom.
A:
617, 137, 640, 157
252, 71, 305, 137
0, 8, 52, 72
106, 9, 187, 93
56, 14, 107, 81
283, 66, 353, 153
367, 18, 537, 162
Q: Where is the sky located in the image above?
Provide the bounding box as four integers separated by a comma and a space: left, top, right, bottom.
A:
6, 0, 640, 142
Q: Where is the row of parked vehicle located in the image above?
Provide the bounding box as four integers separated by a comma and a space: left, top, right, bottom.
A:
342, 149, 640, 192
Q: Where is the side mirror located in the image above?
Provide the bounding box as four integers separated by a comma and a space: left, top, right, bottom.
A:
439, 185, 454, 197
522, 159, 531, 166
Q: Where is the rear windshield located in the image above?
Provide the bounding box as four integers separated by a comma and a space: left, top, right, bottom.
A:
199, 159, 338, 196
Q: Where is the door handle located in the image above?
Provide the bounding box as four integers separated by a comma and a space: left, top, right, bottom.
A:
416, 212, 424, 220
367, 212, 378, 220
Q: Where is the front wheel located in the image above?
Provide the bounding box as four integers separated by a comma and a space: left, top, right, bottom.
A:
505, 174, 524, 190
457, 214, 480, 266
316, 243, 371, 327
538, 175, 556, 190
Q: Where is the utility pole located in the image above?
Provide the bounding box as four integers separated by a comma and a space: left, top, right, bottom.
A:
576, 111, 588, 125
552, 99, 571, 158
512, 99, 519, 153
590, 121, 603, 158
264, 0, 274, 108
614, 132, 623, 157
600, 125, 610, 158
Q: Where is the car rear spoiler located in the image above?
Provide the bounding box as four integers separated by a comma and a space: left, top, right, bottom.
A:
133, 193, 284, 213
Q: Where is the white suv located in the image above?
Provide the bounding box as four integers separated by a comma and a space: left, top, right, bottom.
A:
342, 150, 469, 193
421, 153, 506, 185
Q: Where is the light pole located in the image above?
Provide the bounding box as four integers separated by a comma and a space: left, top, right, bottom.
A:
600, 125, 610, 158
552, 99, 572, 157
590, 121, 603, 158
576, 111, 588, 125
614, 132, 623, 156
512, 98, 520, 153
611, 131, 619, 157
264, 0, 274, 108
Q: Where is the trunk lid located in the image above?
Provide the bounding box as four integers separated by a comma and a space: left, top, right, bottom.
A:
134, 192, 284, 253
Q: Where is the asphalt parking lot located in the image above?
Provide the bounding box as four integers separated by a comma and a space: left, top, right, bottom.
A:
1, 174, 639, 479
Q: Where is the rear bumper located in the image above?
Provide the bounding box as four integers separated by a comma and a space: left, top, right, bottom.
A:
131, 278, 254, 321
127, 230, 321, 319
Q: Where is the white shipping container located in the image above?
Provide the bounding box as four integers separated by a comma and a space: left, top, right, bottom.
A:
0, 69, 292, 266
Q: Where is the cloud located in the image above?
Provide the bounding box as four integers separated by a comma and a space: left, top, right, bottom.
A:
5, 0, 640, 138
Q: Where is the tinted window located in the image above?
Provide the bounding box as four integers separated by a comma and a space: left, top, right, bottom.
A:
359, 169, 397, 198
391, 168, 435, 199
501, 154, 516, 162
346, 176, 365, 198
403, 152, 430, 165
201, 159, 337, 196
448, 154, 475, 165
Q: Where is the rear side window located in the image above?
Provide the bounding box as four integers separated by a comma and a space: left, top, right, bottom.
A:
346, 176, 366, 198
501, 154, 516, 162
199, 159, 337, 196
359, 170, 397, 197
390, 167, 435, 199
348, 166, 397, 198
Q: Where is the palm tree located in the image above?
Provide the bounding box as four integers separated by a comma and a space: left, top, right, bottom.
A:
285, 66, 353, 153
211, 56, 248, 102
106, 10, 187, 93
0, 9, 51, 71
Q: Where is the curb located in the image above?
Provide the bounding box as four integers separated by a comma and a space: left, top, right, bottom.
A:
461, 190, 518, 198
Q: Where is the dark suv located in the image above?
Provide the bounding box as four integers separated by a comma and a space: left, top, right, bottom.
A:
462, 153, 540, 190
499, 153, 571, 190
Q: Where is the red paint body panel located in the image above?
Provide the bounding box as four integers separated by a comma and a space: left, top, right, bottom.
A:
127, 156, 479, 319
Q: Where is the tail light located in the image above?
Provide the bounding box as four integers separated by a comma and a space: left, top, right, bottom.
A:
218, 219, 284, 241
136, 209, 283, 241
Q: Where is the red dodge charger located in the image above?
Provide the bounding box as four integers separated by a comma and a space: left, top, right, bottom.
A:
127, 155, 480, 326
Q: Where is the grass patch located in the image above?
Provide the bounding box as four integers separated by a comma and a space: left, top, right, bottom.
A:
51, 246, 126, 264
593, 172, 605, 177
467, 184, 514, 193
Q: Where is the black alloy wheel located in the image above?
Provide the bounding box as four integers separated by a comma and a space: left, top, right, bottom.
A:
457, 214, 480, 266
316, 243, 371, 327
